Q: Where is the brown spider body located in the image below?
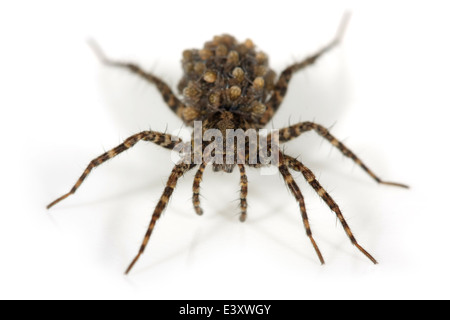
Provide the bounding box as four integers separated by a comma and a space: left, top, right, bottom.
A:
178, 34, 275, 127
177, 34, 277, 174
48, 14, 408, 274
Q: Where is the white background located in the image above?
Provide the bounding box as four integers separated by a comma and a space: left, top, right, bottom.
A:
1, 0, 449, 300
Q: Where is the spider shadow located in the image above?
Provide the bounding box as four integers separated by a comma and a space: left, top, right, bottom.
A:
249, 205, 318, 265
50, 180, 166, 211
130, 205, 242, 275
244, 161, 387, 265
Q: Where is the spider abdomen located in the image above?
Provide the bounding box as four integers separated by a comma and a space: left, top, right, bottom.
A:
178, 34, 276, 120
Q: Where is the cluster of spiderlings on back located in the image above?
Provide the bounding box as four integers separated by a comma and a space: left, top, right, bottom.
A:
178, 34, 276, 122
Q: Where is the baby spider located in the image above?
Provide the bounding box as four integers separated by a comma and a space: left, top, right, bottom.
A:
47, 14, 408, 274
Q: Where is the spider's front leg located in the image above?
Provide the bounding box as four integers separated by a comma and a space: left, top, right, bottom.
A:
272, 121, 409, 188
238, 164, 248, 222
191, 163, 248, 222
260, 13, 351, 125
126, 162, 195, 274
88, 40, 192, 123
47, 131, 182, 209
284, 154, 377, 264
192, 162, 206, 216
278, 153, 325, 264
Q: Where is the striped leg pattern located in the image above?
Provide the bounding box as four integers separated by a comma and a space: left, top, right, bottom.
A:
238, 164, 248, 222
273, 121, 409, 188
192, 162, 207, 216
47, 131, 182, 209
284, 154, 377, 264
278, 154, 325, 264
125, 163, 195, 274
260, 13, 350, 125
88, 40, 193, 123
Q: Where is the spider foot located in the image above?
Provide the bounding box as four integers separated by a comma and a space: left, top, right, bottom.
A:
379, 180, 409, 189
47, 192, 72, 209
355, 243, 378, 264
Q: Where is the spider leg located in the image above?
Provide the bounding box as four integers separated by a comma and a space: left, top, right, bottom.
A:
272, 121, 409, 188
88, 40, 193, 123
278, 154, 325, 264
192, 162, 206, 215
238, 164, 248, 222
125, 163, 195, 274
47, 131, 182, 209
260, 13, 350, 125
284, 154, 377, 264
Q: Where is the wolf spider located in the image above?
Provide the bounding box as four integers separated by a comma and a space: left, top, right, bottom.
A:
47, 14, 408, 274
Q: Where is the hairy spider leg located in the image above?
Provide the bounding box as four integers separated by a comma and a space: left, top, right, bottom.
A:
192, 162, 206, 215
125, 163, 195, 274
88, 40, 190, 123
284, 154, 378, 264
238, 164, 248, 222
192, 162, 249, 222
278, 153, 325, 264
272, 121, 409, 188
260, 13, 350, 126
47, 131, 182, 209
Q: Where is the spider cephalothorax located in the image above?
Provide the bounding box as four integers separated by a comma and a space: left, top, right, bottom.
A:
48, 14, 408, 274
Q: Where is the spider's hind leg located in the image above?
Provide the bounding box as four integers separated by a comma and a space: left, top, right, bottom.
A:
278, 154, 325, 265
260, 13, 351, 125
88, 40, 190, 123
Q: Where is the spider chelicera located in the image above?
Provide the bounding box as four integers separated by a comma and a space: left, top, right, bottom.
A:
48, 14, 408, 274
